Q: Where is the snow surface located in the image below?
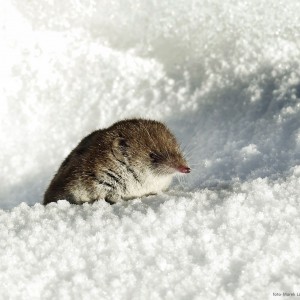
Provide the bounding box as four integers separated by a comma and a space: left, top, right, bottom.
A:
1, 0, 300, 299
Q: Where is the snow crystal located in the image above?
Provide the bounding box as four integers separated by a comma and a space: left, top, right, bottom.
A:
1, 0, 300, 299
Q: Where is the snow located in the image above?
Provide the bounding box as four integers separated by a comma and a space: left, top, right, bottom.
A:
1, 0, 300, 299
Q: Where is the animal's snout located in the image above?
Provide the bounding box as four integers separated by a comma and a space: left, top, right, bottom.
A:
177, 166, 191, 173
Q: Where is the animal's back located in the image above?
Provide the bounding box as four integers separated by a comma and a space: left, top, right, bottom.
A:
43, 130, 103, 204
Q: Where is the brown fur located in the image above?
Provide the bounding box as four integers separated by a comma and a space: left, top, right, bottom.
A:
43, 118, 189, 205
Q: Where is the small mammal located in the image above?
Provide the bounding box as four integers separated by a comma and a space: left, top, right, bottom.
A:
43, 118, 190, 205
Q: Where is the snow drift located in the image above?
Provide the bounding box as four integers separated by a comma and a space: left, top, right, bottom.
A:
0, 0, 300, 299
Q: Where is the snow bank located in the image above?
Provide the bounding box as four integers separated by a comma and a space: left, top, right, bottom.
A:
1, 170, 300, 299
1, 0, 300, 299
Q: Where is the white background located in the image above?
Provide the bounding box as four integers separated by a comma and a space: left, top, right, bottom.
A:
0, 1, 300, 299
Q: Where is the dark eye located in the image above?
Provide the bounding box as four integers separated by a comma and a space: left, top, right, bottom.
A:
149, 152, 161, 163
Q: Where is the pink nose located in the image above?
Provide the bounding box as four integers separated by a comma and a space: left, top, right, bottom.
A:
177, 166, 191, 173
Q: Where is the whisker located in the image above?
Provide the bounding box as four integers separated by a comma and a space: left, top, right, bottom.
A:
181, 139, 204, 156
175, 175, 185, 190
188, 161, 207, 166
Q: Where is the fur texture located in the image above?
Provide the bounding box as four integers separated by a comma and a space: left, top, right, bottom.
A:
43, 119, 189, 205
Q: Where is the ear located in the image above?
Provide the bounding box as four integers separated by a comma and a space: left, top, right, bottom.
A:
118, 137, 128, 151
112, 136, 129, 159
